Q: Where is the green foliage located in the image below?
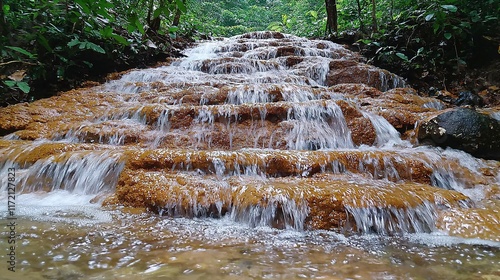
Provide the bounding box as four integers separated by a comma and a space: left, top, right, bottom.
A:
0, 0, 187, 106
355, 0, 499, 90
1, 0, 498, 105
68, 38, 106, 54
179, 0, 326, 37
3, 80, 30, 94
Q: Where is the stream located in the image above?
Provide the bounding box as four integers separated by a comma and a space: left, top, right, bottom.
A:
0, 31, 499, 279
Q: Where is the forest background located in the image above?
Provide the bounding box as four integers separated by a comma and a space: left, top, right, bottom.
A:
0, 0, 498, 106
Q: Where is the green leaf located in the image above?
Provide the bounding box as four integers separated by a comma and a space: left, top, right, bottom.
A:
444, 33, 452, 40
175, 0, 187, 13
135, 19, 145, 35
83, 61, 93, 68
74, 0, 91, 15
3, 4, 10, 14
37, 34, 52, 52
56, 54, 68, 63
100, 1, 114, 9
112, 34, 130, 46
425, 13, 434, 21
396, 52, 409, 61
168, 26, 179, 33
433, 23, 440, 34
459, 22, 471, 29
307, 10, 318, 19
5, 46, 36, 59
85, 42, 106, 54
356, 39, 372, 45
441, 5, 458, 12
57, 67, 65, 79
153, 8, 162, 19
3, 80, 16, 87
100, 26, 113, 38
126, 24, 136, 33
17, 82, 30, 93
68, 38, 81, 47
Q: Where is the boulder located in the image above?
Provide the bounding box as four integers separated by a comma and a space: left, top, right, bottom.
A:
454, 91, 483, 107
417, 107, 500, 160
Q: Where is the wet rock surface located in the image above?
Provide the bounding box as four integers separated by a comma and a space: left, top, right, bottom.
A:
1, 31, 499, 240
417, 107, 500, 160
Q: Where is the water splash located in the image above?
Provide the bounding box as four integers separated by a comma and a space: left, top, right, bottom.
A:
286, 101, 354, 150
362, 111, 402, 147
346, 201, 437, 234
15, 151, 124, 195
230, 193, 309, 230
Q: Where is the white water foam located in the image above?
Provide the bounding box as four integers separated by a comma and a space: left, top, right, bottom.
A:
362, 111, 403, 147
0, 191, 113, 225
286, 101, 354, 150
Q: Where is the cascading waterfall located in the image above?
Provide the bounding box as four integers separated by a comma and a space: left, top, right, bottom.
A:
1, 30, 499, 279
1, 31, 498, 239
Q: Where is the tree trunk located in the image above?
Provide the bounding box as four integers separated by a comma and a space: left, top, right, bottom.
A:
146, 0, 154, 27
355, 0, 363, 31
172, 0, 186, 26
325, 0, 338, 35
371, 0, 378, 32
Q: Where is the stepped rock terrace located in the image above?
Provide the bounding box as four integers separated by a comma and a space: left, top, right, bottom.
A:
0, 31, 499, 279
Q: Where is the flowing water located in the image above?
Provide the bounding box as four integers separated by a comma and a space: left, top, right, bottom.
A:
1, 31, 499, 279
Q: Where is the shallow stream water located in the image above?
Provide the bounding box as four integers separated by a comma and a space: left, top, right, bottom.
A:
2, 202, 499, 280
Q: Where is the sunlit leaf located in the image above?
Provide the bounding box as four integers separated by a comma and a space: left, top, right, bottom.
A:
444, 33, 452, 40
17, 82, 31, 93
2, 80, 30, 93
441, 5, 458, 13
396, 52, 409, 61
425, 13, 434, 21
67, 38, 81, 47
307, 10, 318, 19
3, 4, 10, 14
3, 80, 16, 87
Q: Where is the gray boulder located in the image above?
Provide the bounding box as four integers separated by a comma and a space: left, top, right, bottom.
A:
417, 107, 500, 160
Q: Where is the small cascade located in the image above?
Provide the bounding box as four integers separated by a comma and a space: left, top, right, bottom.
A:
226, 85, 275, 105
285, 101, 354, 150
230, 191, 309, 230
18, 151, 123, 195
193, 106, 216, 148
1, 30, 499, 243
362, 111, 403, 147
0, 147, 124, 196
346, 202, 437, 234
